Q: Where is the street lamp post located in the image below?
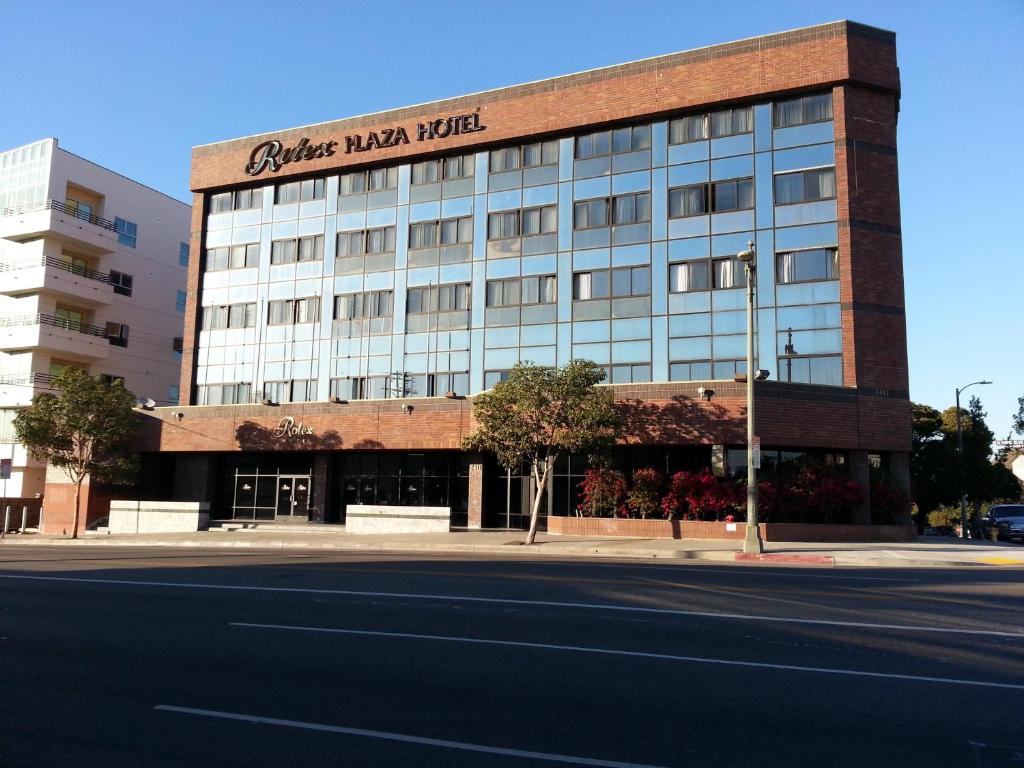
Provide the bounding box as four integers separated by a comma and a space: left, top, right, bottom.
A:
956, 379, 992, 539
737, 240, 763, 554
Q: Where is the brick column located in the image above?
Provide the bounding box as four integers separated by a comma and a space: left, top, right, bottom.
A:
887, 450, 913, 525
849, 450, 871, 525
467, 459, 484, 529
310, 454, 330, 524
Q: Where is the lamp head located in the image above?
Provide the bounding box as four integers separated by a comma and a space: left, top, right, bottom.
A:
736, 239, 756, 264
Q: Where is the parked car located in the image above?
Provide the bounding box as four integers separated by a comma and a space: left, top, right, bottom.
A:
979, 505, 1024, 542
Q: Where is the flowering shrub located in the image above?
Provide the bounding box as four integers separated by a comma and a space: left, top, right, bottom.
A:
755, 465, 863, 523
661, 468, 741, 521
577, 468, 627, 517
624, 468, 663, 519
870, 476, 908, 524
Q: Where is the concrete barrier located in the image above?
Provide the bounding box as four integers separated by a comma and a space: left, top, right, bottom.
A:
108, 501, 210, 534
345, 504, 450, 534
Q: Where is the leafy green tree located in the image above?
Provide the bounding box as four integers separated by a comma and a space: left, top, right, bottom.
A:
13, 368, 139, 538
463, 360, 621, 544
1014, 396, 1024, 437
910, 403, 956, 531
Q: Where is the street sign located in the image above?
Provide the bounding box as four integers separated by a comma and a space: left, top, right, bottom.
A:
995, 440, 1024, 449
751, 436, 761, 469
0, 459, 10, 480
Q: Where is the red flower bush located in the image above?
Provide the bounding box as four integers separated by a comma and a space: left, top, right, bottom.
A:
661, 468, 741, 521
625, 468, 664, 519
577, 468, 628, 517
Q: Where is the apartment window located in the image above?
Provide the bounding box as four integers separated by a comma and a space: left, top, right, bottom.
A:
339, 167, 398, 195
179, 242, 189, 267
669, 261, 710, 292
774, 93, 833, 128
206, 243, 259, 271
175, 290, 187, 312
486, 275, 556, 307
776, 248, 839, 283
576, 125, 651, 159
608, 364, 652, 384
98, 373, 124, 386
712, 258, 747, 289
669, 361, 713, 381
172, 336, 183, 353
336, 226, 396, 257
202, 302, 256, 330
105, 322, 129, 347
109, 270, 133, 297
490, 141, 558, 172
271, 235, 323, 264
168, 384, 179, 404
199, 382, 251, 406
268, 296, 320, 325
114, 217, 137, 248
774, 168, 836, 205
407, 283, 470, 314
669, 178, 753, 217
573, 267, 650, 300
612, 192, 651, 225
709, 107, 753, 138
234, 187, 262, 210
333, 291, 393, 320
779, 354, 842, 386
669, 115, 707, 144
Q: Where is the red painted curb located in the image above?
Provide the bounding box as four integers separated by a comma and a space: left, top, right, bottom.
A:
735, 553, 835, 565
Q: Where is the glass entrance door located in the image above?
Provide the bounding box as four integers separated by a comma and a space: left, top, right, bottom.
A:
276, 475, 311, 520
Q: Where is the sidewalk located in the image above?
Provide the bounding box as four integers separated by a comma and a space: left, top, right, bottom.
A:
3, 528, 1024, 568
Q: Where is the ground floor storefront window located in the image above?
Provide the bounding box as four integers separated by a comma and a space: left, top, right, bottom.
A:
216, 454, 316, 521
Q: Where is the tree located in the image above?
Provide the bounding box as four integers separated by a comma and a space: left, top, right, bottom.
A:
13, 368, 139, 538
1014, 396, 1024, 437
463, 360, 621, 544
910, 403, 956, 532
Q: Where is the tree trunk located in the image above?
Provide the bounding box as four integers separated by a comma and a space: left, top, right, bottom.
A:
524, 461, 549, 545
71, 476, 83, 540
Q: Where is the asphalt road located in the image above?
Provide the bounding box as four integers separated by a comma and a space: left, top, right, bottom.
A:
0, 547, 1021, 768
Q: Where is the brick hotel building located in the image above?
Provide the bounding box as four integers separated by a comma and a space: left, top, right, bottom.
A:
111, 20, 908, 532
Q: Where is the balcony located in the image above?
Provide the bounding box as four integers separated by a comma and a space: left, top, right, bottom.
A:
0, 250, 115, 306
0, 199, 120, 255
0, 372, 56, 407
0, 314, 114, 360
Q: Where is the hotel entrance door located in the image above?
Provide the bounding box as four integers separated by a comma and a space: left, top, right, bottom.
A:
276, 475, 311, 522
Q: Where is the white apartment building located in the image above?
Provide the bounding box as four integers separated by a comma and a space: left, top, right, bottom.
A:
0, 138, 190, 504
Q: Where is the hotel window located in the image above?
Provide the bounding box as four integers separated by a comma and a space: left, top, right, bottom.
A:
264, 379, 317, 404
712, 257, 747, 289
339, 167, 398, 195
422, 372, 469, 397
412, 159, 441, 185
334, 290, 393, 320
198, 382, 251, 406
489, 141, 558, 172
776, 248, 839, 283
487, 205, 556, 240
210, 192, 232, 213
109, 270, 133, 297
336, 226, 396, 257
709, 107, 753, 138
774, 168, 836, 205
669, 178, 753, 217
484, 369, 512, 389
669, 261, 710, 292
271, 235, 324, 265
669, 115, 708, 144
573, 267, 650, 300
409, 216, 473, 249
202, 302, 256, 330
774, 93, 833, 128
268, 296, 320, 325
114, 217, 137, 248
608, 364, 652, 384
612, 192, 651, 225
330, 376, 388, 401
206, 243, 259, 271
175, 290, 187, 312
413, 153, 474, 184
179, 242, 189, 267
573, 198, 608, 230
407, 283, 471, 314
575, 125, 651, 159
301, 178, 325, 201
669, 360, 713, 381
779, 355, 842, 386
234, 187, 262, 210
274, 182, 300, 204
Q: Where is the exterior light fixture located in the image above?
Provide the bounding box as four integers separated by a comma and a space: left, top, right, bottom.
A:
736, 239, 764, 555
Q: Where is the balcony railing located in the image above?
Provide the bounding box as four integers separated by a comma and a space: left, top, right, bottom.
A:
0, 372, 56, 387
0, 254, 113, 284
0, 199, 117, 232
0, 313, 112, 338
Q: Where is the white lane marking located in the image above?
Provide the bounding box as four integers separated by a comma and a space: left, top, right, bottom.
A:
155, 704, 670, 768
522, 561, 920, 582
231, 622, 1024, 692
1, 573, 1020, 638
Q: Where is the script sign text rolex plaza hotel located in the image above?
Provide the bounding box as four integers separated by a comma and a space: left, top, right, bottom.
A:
245, 110, 486, 176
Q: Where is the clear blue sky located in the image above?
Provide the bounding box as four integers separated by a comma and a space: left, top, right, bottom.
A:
2, 0, 1021, 438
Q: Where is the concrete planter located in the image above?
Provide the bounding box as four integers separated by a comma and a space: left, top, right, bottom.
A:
546, 516, 916, 543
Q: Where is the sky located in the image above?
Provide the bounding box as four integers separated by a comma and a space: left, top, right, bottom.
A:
1, 0, 1021, 439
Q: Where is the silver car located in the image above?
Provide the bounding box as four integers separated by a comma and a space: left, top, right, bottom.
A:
980, 504, 1024, 542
